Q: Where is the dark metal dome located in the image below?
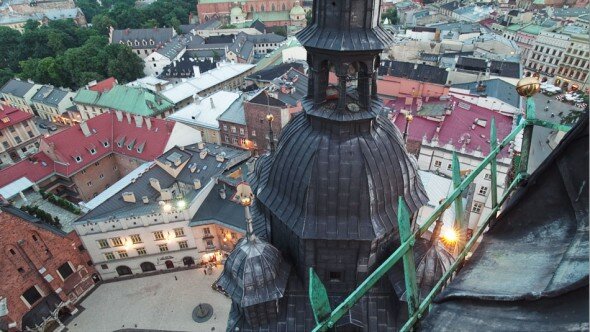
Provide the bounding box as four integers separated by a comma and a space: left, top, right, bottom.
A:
255, 111, 428, 241
215, 236, 290, 307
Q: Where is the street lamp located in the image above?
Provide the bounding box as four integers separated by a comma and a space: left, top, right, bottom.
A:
402, 113, 413, 146
266, 113, 275, 153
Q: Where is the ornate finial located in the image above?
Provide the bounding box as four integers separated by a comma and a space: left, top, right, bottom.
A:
267, 113, 275, 154
516, 76, 540, 97
235, 182, 256, 241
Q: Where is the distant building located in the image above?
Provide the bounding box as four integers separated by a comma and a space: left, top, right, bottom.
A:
109, 27, 176, 59
218, 96, 250, 150
73, 85, 175, 121
0, 105, 41, 166
0, 112, 202, 202
0, 0, 86, 32
74, 144, 250, 279
86, 77, 118, 93
167, 91, 241, 145
196, 0, 303, 26
30, 86, 76, 125
0, 79, 41, 115
143, 36, 187, 77
377, 60, 451, 98
158, 54, 217, 83
525, 31, 570, 80
0, 203, 96, 331
554, 32, 590, 91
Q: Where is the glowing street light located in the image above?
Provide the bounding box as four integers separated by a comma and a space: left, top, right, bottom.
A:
162, 203, 172, 212
440, 227, 459, 246
177, 200, 186, 209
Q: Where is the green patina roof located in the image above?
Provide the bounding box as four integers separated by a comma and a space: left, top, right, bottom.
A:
252, 11, 290, 22
533, 0, 545, 4
74, 85, 174, 116
507, 24, 524, 32
522, 24, 544, 35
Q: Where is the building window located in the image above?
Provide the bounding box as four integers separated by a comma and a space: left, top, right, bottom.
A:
9, 126, 16, 133
472, 202, 483, 214
103, 141, 109, 147
223, 125, 227, 131
174, 228, 185, 237
251, 130, 256, 137
239, 128, 245, 136
231, 126, 236, 133
154, 231, 165, 241
94, 162, 100, 166
90, 148, 96, 155
203, 227, 211, 235
224, 135, 229, 143
111, 237, 123, 247
158, 244, 169, 252
484, 173, 491, 180
105, 252, 116, 260
136, 247, 147, 255
117, 250, 128, 258
22, 286, 42, 307
81, 169, 87, 174
447, 164, 453, 171
178, 241, 188, 249
57, 262, 74, 280
478, 186, 488, 196
434, 160, 442, 168
101, 264, 109, 269
99, 174, 105, 179
27, 130, 34, 138
130, 234, 142, 244
75, 156, 83, 163
329, 271, 342, 282
98, 239, 109, 248
231, 232, 237, 239
206, 239, 214, 247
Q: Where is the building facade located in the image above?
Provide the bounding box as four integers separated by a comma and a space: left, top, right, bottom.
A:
0, 106, 41, 167
109, 27, 176, 59
0, 204, 96, 332
74, 144, 250, 279
243, 90, 293, 153
30, 86, 76, 125
525, 31, 570, 79
0, 79, 41, 115
218, 96, 250, 150
555, 34, 590, 91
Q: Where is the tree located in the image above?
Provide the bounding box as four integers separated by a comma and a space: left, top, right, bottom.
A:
306, 10, 312, 25
381, 8, 398, 25
0, 27, 21, 71
142, 18, 159, 29
92, 14, 117, 35
0, 68, 14, 88
105, 44, 144, 83
23, 19, 40, 31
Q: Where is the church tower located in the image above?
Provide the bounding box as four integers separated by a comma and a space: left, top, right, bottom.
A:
219, 0, 429, 330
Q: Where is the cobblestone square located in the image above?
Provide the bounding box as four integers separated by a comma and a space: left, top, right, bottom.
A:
66, 268, 230, 332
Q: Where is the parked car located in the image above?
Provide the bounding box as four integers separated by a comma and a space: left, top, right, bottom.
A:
48, 124, 58, 131
38, 123, 48, 129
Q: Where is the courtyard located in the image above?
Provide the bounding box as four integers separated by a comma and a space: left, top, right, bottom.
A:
66, 268, 231, 332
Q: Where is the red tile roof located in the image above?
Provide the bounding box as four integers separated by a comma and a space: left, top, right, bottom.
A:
0, 152, 55, 188
0, 105, 32, 130
88, 77, 117, 93
391, 96, 514, 158
41, 112, 177, 176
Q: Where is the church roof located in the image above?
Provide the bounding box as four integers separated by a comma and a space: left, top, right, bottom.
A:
420, 114, 589, 331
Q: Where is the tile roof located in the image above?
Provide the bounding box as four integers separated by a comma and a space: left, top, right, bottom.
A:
0, 79, 37, 98
246, 62, 306, 83
88, 77, 117, 93
378, 60, 449, 85
0, 152, 55, 188
167, 91, 241, 129
0, 105, 32, 130
74, 85, 174, 116
389, 96, 514, 158
268, 67, 308, 107
159, 53, 217, 79
155, 35, 186, 60
110, 27, 175, 49
190, 183, 245, 231
41, 112, 177, 176
78, 144, 249, 222
455, 57, 521, 79
31, 86, 70, 106
252, 11, 290, 22
248, 90, 287, 108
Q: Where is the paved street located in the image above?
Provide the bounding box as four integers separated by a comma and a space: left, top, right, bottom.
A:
66, 268, 231, 332
527, 93, 578, 172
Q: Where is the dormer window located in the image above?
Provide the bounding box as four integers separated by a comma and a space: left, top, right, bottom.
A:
142, 40, 147, 46
134, 40, 139, 46
150, 39, 155, 45
74, 156, 82, 163
90, 148, 96, 155
102, 141, 110, 148
127, 41, 132, 46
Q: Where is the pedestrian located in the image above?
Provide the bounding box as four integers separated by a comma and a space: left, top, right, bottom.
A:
174, 276, 178, 281
204, 268, 207, 275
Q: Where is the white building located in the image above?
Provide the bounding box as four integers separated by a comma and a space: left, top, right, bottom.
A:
143, 36, 186, 77
74, 143, 250, 279
167, 91, 241, 145
526, 31, 570, 80
30, 85, 76, 124
0, 79, 41, 115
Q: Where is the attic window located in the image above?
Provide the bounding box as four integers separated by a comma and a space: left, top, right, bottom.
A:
74, 156, 82, 163
329, 271, 342, 282
127, 41, 132, 46
90, 148, 96, 155
150, 40, 155, 45
103, 141, 110, 148
142, 40, 147, 46
135, 41, 139, 46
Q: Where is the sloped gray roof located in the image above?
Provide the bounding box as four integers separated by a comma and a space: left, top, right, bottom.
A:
111, 28, 174, 49
420, 114, 589, 331
156, 36, 185, 60
452, 79, 521, 108
218, 96, 246, 125
31, 86, 70, 106
0, 79, 37, 98
246, 33, 286, 44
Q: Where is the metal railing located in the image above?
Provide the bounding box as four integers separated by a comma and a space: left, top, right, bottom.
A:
308, 96, 574, 331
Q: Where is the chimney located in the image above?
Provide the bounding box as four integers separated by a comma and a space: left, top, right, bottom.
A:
219, 188, 226, 199
142, 196, 149, 204
199, 149, 208, 159
193, 66, 201, 77
189, 163, 197, 173
134, 115, 143, 128
126, 112, 132, 124
197, 142, 205, 150
216, 153, 225, 162
149, 178, 161, 191
145, 117, 152, 130
80, 121, 91, 137
160, 188, 173, 200
209, 98, 215, 109
115, 110, 123, 122
193, 179, 201, 189
122, 192, 136, 203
